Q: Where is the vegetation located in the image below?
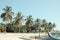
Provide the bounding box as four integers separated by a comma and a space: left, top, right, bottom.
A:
0, 6, 56, 33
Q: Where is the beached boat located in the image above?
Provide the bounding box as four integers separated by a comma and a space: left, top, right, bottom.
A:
48, 30, 60, 40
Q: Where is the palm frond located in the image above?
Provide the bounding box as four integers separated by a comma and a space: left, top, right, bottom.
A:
1, 13, 6, 18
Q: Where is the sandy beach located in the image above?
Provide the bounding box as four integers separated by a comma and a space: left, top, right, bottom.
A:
0, 33, 50, 40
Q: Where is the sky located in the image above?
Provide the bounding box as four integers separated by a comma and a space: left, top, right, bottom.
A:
0, 0, 60, 30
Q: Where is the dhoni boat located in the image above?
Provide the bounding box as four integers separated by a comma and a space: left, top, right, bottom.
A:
48, 30, 60, 40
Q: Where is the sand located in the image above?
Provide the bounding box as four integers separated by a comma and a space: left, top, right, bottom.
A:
0, 33, 49, 40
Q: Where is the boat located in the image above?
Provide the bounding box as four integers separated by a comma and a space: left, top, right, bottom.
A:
48, 30, 60, 40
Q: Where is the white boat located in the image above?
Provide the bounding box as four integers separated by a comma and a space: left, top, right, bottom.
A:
48, 30, 60, 40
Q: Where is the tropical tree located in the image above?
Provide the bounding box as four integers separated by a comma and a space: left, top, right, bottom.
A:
25, 15, 33, 33
0, 24, 5, 32
48, 22, 53, 32
1, 6, 14, 23
34, 18, 41, 31
0, 6, 56, 33
34, 18, 41, 38
0, 6, 14, 32
20, 25, 27, 33
13, 12, 23, 32
41, 19, 48, 32
52, 23, 56, 28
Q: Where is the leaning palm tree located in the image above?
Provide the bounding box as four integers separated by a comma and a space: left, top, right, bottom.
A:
13, 12, 23, 32
25, 15, 33, 33
48, 23, 55, 32
1, 6, 14, 32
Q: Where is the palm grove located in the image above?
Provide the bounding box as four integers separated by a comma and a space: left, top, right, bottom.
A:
0, 6, 56, 33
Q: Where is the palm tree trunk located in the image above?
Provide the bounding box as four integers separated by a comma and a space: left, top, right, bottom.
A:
39, 29, 40, 39
19, 27, 20, 33
4, 24, 6, 33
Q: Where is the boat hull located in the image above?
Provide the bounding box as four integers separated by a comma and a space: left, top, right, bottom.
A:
48, 32, 60, 40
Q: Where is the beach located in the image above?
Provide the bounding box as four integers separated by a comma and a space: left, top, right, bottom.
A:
0, 33, 50, 40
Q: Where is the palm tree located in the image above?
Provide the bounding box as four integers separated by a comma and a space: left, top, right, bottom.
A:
52, 23, 56, 28
48, 22, 53, 32
42, 19, 48, 32
1, 6, 14, 32
34, 18, 41, 38
0, 24, 5, 32
25, 15, 33, 33
14, 12, 23, 32
1, 6, 14, 23
34, 18, 41, 31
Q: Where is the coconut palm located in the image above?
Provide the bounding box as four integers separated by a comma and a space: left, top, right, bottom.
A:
25, 15, 33, 33
42, 19, 48, 32
1, 6, 14, 32
14, 12, 23, 32
33, 18, 41, 38
0, 24, 5, 32
48, 23, 55, 32
34, 18, 41, 31
1, 6, 14, 23
52, 23, 56, 28
48, 22, 53, 32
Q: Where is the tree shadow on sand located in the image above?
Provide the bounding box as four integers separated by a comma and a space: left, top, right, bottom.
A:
19, 37, 31, 40
19, 35, 50, 40
29, 35, 50, 40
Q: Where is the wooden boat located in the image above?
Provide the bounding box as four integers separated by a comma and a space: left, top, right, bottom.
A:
48, 30, 60, 40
